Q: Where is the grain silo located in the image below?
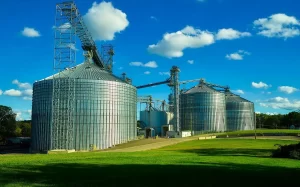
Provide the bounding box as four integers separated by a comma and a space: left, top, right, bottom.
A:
140, 108, 173, 137
31, 62, 137, 152
180, 81, 226, 135
225, 91, 255, 131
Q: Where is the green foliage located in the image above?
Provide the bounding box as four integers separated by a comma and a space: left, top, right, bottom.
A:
14, 127, 22, 137
217, 129, 300, 138
272, 142, 300, 160
0, 105, 17, 141
256, 111, 300, 129
16, 121, 31, 137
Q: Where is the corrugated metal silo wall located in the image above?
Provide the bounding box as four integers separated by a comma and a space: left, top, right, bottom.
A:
140, 111, 168, 136
226, 102, 255, 131
180, 92, 226, 134
31, 81, 52, 151
31, 78, 137, 151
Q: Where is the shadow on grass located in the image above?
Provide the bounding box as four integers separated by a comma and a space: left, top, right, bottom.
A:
176, 148, 272, 158
0, 162, 299, 187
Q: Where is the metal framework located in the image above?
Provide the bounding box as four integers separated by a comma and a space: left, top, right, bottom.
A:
101, 44, 114, 73
168, 66, 180, 132
52, 2, 77, 150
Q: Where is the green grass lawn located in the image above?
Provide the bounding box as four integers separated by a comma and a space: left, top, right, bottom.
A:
1, 139, 300, 187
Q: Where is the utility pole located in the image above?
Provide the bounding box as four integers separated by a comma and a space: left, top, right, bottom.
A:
254, 112, 257, 140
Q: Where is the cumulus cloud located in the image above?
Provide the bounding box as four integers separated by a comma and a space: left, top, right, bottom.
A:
148, 26, 215, 58
187, 60, 194, 64
278, 86, 298, 94
21, 27, 41, 37
4, 89, 22, 96
23, 97, 32, 101
13, 109, 32, 121
254, 13, 300, 39
129, 61, 158, 68
266, 112, 278, 115
22, 89, 33, 96
159, 72, 170, 76
129, 62, 143, 67
12, 80, 32, 89
259, 97, 300, 110
232, 89, 245, 95
216, 28, 251, 40
0, 90, 2, 95
144, 61, 158, 68
148, 26, 251, 58
83, 2, 129, 41
252, 81, 271, 89
144, 71, 151, 75
226, 50, 250, 60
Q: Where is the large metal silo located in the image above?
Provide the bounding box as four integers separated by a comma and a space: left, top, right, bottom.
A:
225, 91, 255, 131
31, 62, 137, 152
180, 82, 226, 135
140, 110, 173, 136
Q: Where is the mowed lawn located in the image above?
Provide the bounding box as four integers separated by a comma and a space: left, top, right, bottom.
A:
1, 139, 300, 187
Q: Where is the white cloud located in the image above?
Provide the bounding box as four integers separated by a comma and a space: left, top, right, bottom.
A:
21, 27, 41, 37
148, 26, 251, 58
232, 89, 245, 95
13, 109, 32, 121
23, 97, 32, 101
252, 81, 271, 89
118, 67, 123, 70
187, 60, 194, 64
12, 80, 32, 89
144, 71, 151, 75
226, 50, 250, 60
254, 13, 300, 39
266, 112, 278, 115
144, 61, 158, 68
83, 2, 129, 41
22, 89, 33, 96
260, 97, 300, 110
148, 26, 215, 58
159, 72, 170, 76
4, 89, 22, 97
226, 53, 243, 60
129, 62, 144, 67
0, 90, 2, 95
278, 86, 298, 94
150, 16, 157, 20
216, 28, 251, 40
129, 61, 158, 68
58, 22, 71, 32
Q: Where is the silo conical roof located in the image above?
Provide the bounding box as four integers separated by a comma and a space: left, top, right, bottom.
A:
183, 83, 219, 94
225, 91, 252, 103
44, 62, 125, 82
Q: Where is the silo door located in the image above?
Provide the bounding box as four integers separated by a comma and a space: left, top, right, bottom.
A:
146, 128, 151, 138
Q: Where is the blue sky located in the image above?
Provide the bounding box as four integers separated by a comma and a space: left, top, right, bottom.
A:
0, 0, 300, 120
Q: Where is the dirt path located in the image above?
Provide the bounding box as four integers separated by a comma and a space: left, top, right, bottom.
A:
103, 135, 300, 152
104, 136, 200, 152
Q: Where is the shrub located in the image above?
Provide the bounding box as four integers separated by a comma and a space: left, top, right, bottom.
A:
272, 143, 300, 160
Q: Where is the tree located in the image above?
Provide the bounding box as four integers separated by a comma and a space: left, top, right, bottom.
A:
16, 121, 31, 137
0, 105, 17, 141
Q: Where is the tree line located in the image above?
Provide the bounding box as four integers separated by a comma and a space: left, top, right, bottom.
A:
0, 105, 31, 142
256, 112, 300, 129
